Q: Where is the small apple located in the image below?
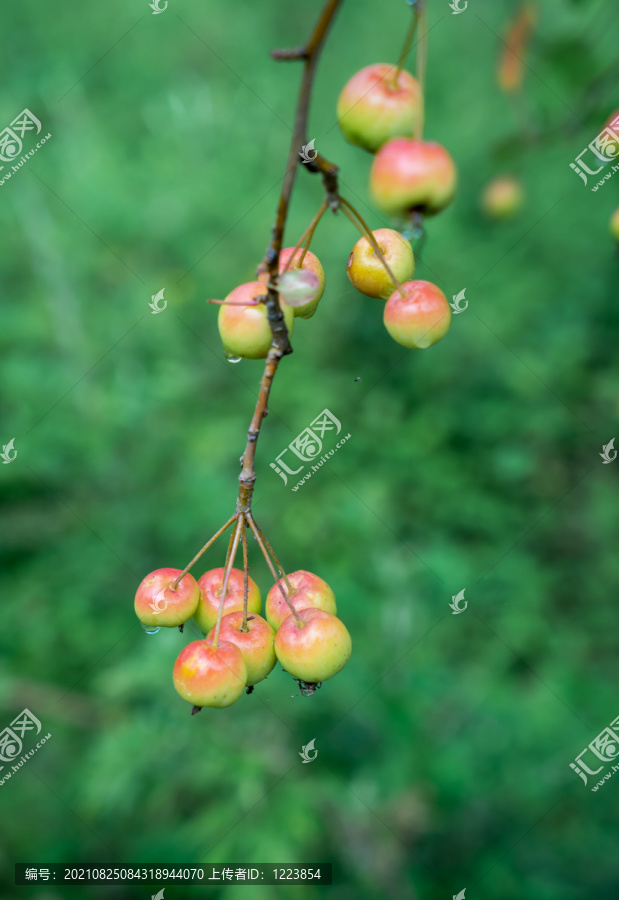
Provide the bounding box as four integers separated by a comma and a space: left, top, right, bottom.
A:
277, 248, 326, 318
347, 228, 415, 299
383, 280, 451, 349
337, 64, 423, 153
610, 207, 619, 241
218, 281, 294, 359
194, 567, 262, 634
173, 639, 247, 708
266, 570, 337, 630
258, 248, 326, 318
134, 568, 200, 628
481, 176, 524, 219
275, 608, 352, 684
207, 611, 276, 686
370, 138, 457, 217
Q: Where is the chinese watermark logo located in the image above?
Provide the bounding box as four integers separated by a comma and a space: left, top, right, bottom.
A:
449, 0, 468, 13
0, 109, 51, 188
299, 139, 317, 164
453, 891, 466, 900
449, 589, 467, 615
600, 438, 616, 464
270, 409, 350, 491
299, 739, 318, 763
570, 114, 619, 191
0, 709, 51, 787
152, 890, 165, 900
149, 289, 167, 314
149, 0, 168, 13
450, 289, 468, 314
1, 438, 16, 464
149, 589, 169, 616
570, 714, 619, 790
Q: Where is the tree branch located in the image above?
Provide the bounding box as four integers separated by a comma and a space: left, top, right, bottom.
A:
237, 0, 344, 513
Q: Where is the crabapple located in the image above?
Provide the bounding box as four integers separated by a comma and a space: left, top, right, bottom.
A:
274, 608, 352, 684
173, 639, 247, 708
337, 64, 423, 153
610, 207, 619, 241
481, 176, 523, 219
347, 228, 415, 299
218, 281, 294, 359
194, 567, 262, 633
263, 248, 326, 318
207, 611, 276, 686
134, 568, 200, 628
266, 569, 336, 630
370, 138, 456, 217
383, 280, 451, 349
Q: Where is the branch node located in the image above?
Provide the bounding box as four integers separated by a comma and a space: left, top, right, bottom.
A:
271, 46, 309, 61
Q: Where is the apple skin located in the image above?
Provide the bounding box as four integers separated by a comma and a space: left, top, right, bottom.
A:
481, 176, 524, 219
611, 208, 619, 241
173, 639, 247, 708
194, 567, 262, 634
275, 608, 352, 683
266, 570, 337, 630
383, 280, 451, 349
258, 248, 326, 318
370, 138, 457, 217
278, 248, 326, 318
207, 611, 276, 686
134, 568, 200, 628
218, 281, 294, 359
337, 64, 423, 153
347, 228, 415, 299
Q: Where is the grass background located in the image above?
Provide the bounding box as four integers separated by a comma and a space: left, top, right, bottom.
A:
1, 0, 618, 897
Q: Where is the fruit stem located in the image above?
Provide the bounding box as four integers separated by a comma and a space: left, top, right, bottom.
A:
241, 517, 250, 633
391, 2, 419, 87
253, 521, 294, 596
246, 514, 304, 627
212, 515, 243, 648
414, 0, 427, 140
171, 513, 238, 589
281, 199, 329, 274
224, 525, 237, 570
340, 199, 406, 298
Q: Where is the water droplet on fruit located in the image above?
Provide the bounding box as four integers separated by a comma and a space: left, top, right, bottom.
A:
225, 352, 242, 363
141, 623, 160, 635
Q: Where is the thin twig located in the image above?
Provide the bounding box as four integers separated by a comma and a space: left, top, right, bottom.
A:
172, 513, 238, 589
224, 525, 237, 569
241, 516, 250, 632
246, 514, 303, 626
415, 0, 427, 140
280, 199, 329, 274
340, 199, 406, 297
253, 519, 294, 594
212, 516, 243, 647
393, 3, 419, 86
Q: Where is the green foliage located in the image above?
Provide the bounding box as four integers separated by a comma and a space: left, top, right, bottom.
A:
1, 0, 618, 898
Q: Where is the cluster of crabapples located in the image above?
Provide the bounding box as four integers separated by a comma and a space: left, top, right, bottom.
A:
134, 566, 352, 709
337, 63, 459, 348
216, 62, 459, 360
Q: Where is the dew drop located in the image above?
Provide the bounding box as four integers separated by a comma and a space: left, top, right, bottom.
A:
141, 623, 160, 635
225, 352, 242, 363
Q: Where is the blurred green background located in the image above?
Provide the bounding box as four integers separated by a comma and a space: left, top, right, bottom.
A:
1, 0, 618, 897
